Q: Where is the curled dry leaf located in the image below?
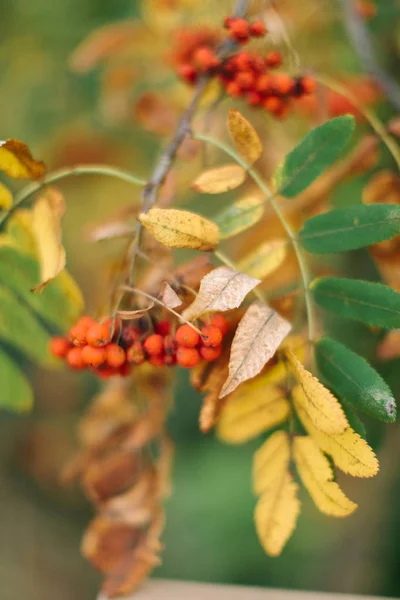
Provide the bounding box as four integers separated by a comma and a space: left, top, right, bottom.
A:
181, 266, 260, 322
238, 239, 288, 280
118, 303, 155, 320
253, 431, 291, 496
0, 182, 12, 210
139, 208, 219, 251
286, 350, 348, 435
31, 188, 66, 292
227, 109, 262, 165
293, 436, 357, 517
0, 139, 45, 180
82, 450, 139, 504
159, 281, 182, 309
220, 301, 291, 398
192, 164, 246, 194
293, 386, 379, 478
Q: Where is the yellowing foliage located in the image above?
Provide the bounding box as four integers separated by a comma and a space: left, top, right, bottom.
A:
238, 239, 288, 280
253, 431, 291, 495
227, 109, 262, 165
293, 436, 357, 517
192, 164, 246, 194
0, 182, 12, 210
0, 139, 46, 179
287, 350, 348, 435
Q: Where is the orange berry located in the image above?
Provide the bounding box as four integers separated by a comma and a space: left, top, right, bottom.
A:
234, 52, 252, 71
69, 324, 88, 347
164, 353, 177, 366
208, 314, 229, 335
177, 347, 200, 368
226, 81, 243, 97
247, 91, 263, 105
143, 334, 164, 356
176, 324, 200, 348
97, 366, 119, 379
127, 342, 145, 365
235, 70, 256, 90
223, 16, 235, 29
272, 73, 294, 96
265, 51, 282, 68
229, 18, 250, 43
66, 347, 85, 369
201, 325, 223, 348
82, 345, 107, 367
200, 345, 222, 362
106, 344, 126, 368
178, 63, 197, 84
263, 95, 284, 114
155, 320, 171, 336
121, 324, 141, 347
164, 334, 178, 355
50, 337, 70, 358
193, 46, 220, 71
250, 20, 266, 37
148, 354, 165, 367
78, 315, 96, 328
86, 323, 111, 347
256, 74, 272, 94
300, 75, 316, 95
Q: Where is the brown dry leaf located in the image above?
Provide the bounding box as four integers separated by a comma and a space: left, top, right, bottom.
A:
220, 301, 291, 398
103, 470, 158, 525
86, 220, 136, 242
238, 239, 288, 280
253, 431, 291, 495
139, 208, 219, 251
0, 139, 45, 180
159, 281, 182, 309
286, 350, 348, 435
227, 109, 262, 165
181, 266, 260, 321
31, 188, 66, 291
192, 164, 246, 194
217, 384, 289, 444
198, 345, 231, 434
82, 450, 139, 504
134, 92, 178, 136
0, 182, 12, 210
117, 303, 155, 320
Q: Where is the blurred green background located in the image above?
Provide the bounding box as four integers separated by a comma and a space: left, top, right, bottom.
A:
1, 0, 400, 599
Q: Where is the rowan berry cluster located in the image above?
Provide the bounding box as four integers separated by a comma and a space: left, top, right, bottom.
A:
50, 313, 229, 377
175, 17, 316, 119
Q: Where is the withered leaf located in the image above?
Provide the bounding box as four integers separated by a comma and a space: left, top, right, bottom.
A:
227, 109, 262, 165
220, 301, 292, 398
181, 266, 260, 321
0, 139, 45, 179
159, 281, 182, 309
31, 188, 66, 291
117, 303, 154, 320
192, 164, 246, 194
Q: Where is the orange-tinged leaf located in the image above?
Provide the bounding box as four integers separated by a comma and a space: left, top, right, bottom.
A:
217, 384, 289, 444
238, 239, 288, 280
253, 431, 291, 495
139, 208, 219, 250
220, 301, 291, 398
293, 386, 379, 478
0, 182, 12, 210
293, 436, 357, 517
286, 349, 348, 435
0, 139, 45, 180
181, 266, 260, 321
227, 109, 262, 165
31, 188, 66, 291
254, 472, 300, 557
192, 164, 246, 194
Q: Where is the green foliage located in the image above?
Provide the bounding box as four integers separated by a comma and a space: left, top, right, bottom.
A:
340, 401, 367, 440
0, 346, 33, 412
273, 116, 355, 198
300, 204, 400, 254
316, 337, 396, 423
213, 196, 264, 239
311, 277, 400, 329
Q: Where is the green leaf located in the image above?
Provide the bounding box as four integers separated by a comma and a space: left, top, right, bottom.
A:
341, 401, 367, 440
300, 204, 400, 254
316, 336, 396, 423
0, 242, 83, 330
0, 286, 55, 366
0, 347, 33, 412
311, 277, 400, 329
213, 195, 264, 239
274, 116, 355, 198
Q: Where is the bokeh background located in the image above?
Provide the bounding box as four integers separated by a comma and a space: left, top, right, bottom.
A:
1, 0, 400, 598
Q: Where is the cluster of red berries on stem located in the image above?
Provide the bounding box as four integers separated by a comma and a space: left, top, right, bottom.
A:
175, 17, 316, 119
50, 314, 229, 378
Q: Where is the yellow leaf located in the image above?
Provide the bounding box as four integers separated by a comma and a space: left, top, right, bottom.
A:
6, 209, 37, 254
227, 109, 262, 165
253, 431, 291, 495
286, 350, 348, 435
293, 436, 357, 517
217, 383, 289, 444
220, 301, 291, 398
181, 266, 260, 321
139, 208, 219, 251
216, 193, 264, 240
0, 139, 45, 179
31, 188, 66, 291
0, 182, 12, 210
255, 473, 300, 557
238, 239, 288, 280
192, 164, 246, 194
293, 386, 379, 478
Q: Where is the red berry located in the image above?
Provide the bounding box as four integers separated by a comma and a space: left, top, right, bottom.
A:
247, 91, 263, 105
120, 324, 141, 347
250, 20, 266, 37
127, 342, 145, 365
193, 46, 220, 71
263, 95, 284, 114
106, 344, 126, 368
177, 347, 200, 368
82, 345, 107, 367
229, 18, 250, 43
256, 74, 272, 94
164, 335, 178, 355
77, 315, 96, 329
164, 353, 177, 366
225, 81, 243, 97
97, 366, 119, 379
119, 363, 132, 377
208, 314, 229, 335
178, 63, 198, 84
143, 334, 164, 356
224, 16, 236, 29
67, 347, 85, 369
272, 73, 294, 96
265, 51, 282, 68
301, 75, 316, 95
155, 320, 171, 336
234, 52, 252, 71
176, 324, 200, 348
235, 70, 256, 90
200, 345, 222, 362
148, 354, 165, 367
50, 337, 70, 358
86, 323, 111, 347
201, 325, 223, 348
69, 324, 88, 347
